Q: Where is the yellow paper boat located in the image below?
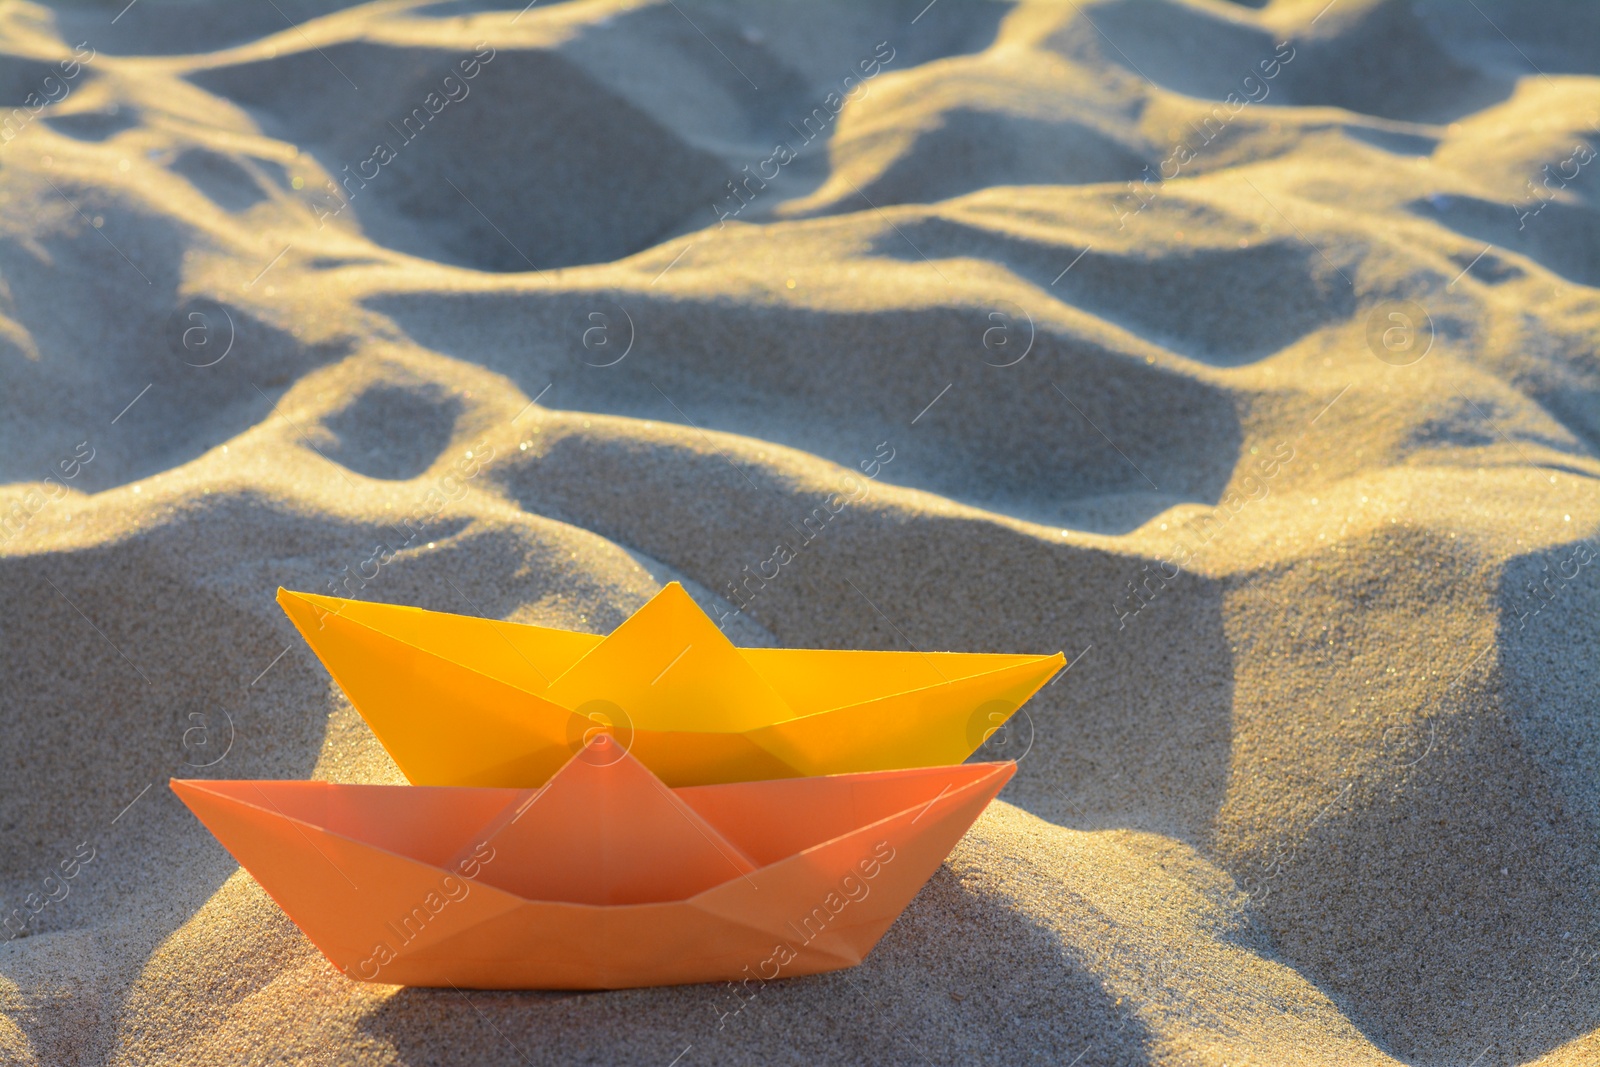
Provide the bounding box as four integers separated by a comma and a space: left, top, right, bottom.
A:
278, 582, 1062, 787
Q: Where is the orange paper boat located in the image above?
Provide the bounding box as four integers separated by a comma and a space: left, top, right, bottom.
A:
277, 581, 1062, 788
172, 737, 1015, 989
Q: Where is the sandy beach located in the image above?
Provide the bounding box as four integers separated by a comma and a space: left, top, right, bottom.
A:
2, 0, 1599, 1063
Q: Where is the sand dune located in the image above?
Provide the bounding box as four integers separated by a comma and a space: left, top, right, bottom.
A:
3, 0, 1599, 1063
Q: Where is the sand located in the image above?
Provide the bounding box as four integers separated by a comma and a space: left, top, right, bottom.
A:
2, 0, 1598, 1062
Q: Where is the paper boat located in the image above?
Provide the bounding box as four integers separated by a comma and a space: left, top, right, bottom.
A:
276, 582, 1062, 788
172, 736, 1015, 989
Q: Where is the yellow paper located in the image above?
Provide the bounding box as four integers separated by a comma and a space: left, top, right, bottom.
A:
279, 582, 1063, 787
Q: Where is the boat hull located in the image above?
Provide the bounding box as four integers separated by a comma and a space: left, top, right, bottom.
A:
172, 761, 1015, 989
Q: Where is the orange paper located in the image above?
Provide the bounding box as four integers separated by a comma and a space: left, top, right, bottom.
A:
171, 737, 1014, 989
277, 582, 1061, 787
